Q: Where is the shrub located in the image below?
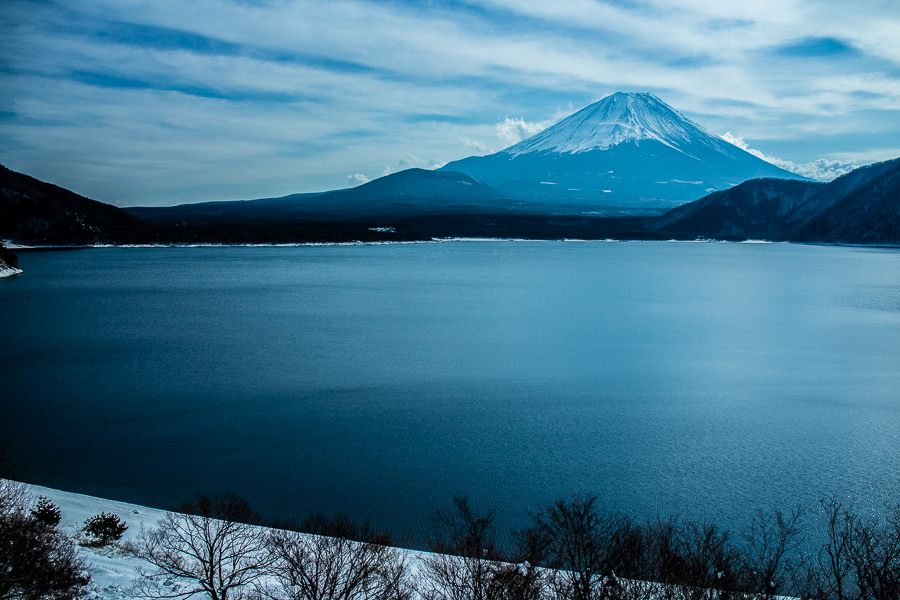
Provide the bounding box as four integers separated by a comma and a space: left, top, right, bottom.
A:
1, 481, 90, 600
83, 512, 127, 546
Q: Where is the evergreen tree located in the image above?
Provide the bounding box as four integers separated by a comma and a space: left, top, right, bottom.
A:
83, 512, 127, 546
31, 497, 62, 528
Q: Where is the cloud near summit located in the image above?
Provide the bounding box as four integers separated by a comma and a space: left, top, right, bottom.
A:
495, 105, 577, 148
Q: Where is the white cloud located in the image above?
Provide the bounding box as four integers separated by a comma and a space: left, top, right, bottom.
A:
382, 155, 447, 176
787, 158, 859, 182
496, 117, 551, 146
495, 104, 576, 148
463, 136, 491, 154
347, 173, 370, 186
721, 132, 857, 181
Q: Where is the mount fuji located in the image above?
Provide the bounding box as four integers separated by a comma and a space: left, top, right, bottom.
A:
441, 92, 811, 208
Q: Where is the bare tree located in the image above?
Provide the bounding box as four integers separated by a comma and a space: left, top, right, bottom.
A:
487, 525, 555, 600
846, 503, 900, 600
260, 525, 412, 600
0, 447, 23, 488
487, 562, 549, 600
741, 507, 804, 599
530, 493, 630, 600
812, 498, 859, 600
641, 516, 747, 600
129, 493, 271, 600
420, 496, 508, 600
0, 478, 27, 520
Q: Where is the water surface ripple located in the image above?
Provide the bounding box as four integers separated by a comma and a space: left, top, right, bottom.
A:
1, 242, 898, 542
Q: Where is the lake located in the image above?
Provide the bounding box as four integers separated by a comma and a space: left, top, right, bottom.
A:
1, 241, 898, 544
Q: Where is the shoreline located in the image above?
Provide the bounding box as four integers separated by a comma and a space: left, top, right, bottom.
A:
0, 265, 23, 278
5, 236, 899, 250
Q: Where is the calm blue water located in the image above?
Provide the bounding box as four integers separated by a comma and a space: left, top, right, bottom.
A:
1, 242, 898, 543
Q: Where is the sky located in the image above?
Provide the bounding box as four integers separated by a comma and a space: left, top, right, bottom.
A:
1, 0, 899, 206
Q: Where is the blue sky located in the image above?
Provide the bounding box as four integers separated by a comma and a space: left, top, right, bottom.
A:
2, 0, 899, 206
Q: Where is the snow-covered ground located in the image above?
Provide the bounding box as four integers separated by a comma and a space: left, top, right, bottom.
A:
14, 482, 799, 600
26, 484, 169, 600
21, 483, 431, 600
0, 262, 23, 278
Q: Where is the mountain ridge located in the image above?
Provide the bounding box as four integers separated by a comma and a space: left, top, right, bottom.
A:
654, 157, 900, 243
127, 169, 531, 223
2, 154, 897, 246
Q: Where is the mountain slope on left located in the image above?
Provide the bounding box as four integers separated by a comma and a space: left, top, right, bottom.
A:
0, 164, 143, 245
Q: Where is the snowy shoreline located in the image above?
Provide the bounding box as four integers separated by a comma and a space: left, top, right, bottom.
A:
5, 238, 797, 251
12, 237, 898, 249
0, 264, 23, 278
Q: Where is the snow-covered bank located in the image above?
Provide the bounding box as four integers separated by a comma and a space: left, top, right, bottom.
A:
9, 482, 810, 600
18, 483, 430, 600
0, 241, 23, 276
0, 264, 23, 278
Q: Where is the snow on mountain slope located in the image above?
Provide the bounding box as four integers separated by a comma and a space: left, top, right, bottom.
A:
440, 92, 810, 208
503, 92, 730, 158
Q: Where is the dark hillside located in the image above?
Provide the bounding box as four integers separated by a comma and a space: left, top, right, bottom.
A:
306, 168, 519, 213
782, 158, 900, 226
126, 169, 525, 224
125, 191, 334, 224
651, 157, 900, 244
792, 159, 900, 244
0, 164, 143, 245
652, 179, 823, 239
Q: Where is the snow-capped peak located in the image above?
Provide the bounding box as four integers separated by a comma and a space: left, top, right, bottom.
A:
502, 92, 729, 158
